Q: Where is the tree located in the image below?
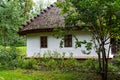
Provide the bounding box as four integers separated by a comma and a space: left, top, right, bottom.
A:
0, 0, 34, 46
19, 0, 34, 19
56, 0, 120, 80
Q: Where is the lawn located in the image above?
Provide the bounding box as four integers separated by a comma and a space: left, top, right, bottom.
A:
0, 69, 75, 80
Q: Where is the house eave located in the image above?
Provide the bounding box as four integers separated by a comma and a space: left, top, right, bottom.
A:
18, 28, 54, 35
18, 26, 84, 35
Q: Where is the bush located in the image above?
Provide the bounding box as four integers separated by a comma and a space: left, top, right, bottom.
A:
21, 58, 37, 69
0, 47, 19, 69
80, 59, 98, 71
43, 59, 58, 70
108, 63, 119, 72
113, 52, 120, 70
0, 47, 38, 70
62, 58, 80, 71
110, 52, 120, 72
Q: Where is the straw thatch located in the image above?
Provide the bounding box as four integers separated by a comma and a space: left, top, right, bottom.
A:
18, 4, 65, 35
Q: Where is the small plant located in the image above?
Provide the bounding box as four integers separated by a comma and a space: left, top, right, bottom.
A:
53, 51, 61, 58
62, 52, 66, 58
45, 50, 52, 58
69, 52, 73, 58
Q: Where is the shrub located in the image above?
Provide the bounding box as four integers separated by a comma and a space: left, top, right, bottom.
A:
112, 52, 120, 71
81, 59, 98, 71
22, 58, 37, 69
62, 58, 80, 71
0, 47, 20, 69
108, 63, 119, 72
44, 59, 58, 70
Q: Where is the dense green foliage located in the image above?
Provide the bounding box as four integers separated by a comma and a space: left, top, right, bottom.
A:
0, 47, 20, 69
112, 52, 120, 70
0, 0, 29, 46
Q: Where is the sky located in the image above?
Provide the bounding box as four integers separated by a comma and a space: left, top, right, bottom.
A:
33, 0, 57, 9
33, 0, 57, 4
32, 0, 57, 14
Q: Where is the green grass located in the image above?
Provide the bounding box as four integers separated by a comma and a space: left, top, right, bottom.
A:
0, 70, 35, 80
0, 46, 26, 55
0, 69, 74, 80
16, 46, 26, 55
0, 69, 103, 80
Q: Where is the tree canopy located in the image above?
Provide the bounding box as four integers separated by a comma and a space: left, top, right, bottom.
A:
0, 0, 34, 46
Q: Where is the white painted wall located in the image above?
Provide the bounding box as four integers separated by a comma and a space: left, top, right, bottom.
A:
26, 31, 113, 58
27, 35, 40, 57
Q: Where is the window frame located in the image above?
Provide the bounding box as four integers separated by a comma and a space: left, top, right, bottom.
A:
64, 35, 72, 47
40, 36, 47, 48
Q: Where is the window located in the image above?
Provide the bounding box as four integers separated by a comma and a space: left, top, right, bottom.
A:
64, 35, 72, 47
41, 36, 47, 48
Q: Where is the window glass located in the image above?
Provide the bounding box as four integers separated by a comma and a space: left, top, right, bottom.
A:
64, 35, 72, 47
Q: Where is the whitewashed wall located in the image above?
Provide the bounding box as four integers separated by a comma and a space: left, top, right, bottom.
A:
26, 31, 113, 59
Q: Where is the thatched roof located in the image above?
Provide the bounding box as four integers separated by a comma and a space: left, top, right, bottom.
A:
18, 4, 65, 35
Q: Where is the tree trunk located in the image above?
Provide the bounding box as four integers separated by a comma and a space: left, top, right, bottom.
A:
98, 46, 102, 73
101, 42, 108, 80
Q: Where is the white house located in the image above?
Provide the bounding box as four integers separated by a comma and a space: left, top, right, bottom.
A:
18, 4, 114, 59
